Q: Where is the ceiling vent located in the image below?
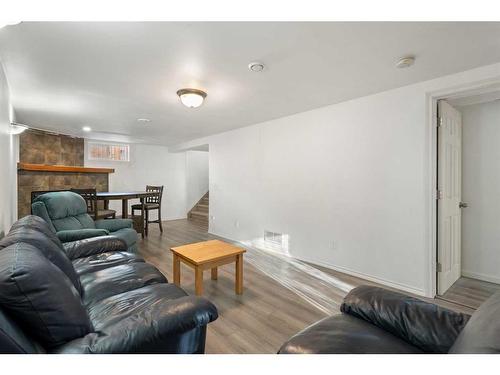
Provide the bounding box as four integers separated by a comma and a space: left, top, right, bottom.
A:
396, 56, 415, 69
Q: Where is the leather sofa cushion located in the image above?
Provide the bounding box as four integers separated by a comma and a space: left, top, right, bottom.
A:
108, 228, 138, 247
10, 215, 61, 246
63, 236, 128, 260
449, 291, 500, 353
81, 262, 167, 306
53, 284, 218, 354
0, 243, 92, 349
0, 223, 83, 296
72, 251, 144, 275
341, 285, 470, 353
279, 314, 423, 354
56, 228, 109, 242
88, 284, 197, 330
0, 308, 45, 354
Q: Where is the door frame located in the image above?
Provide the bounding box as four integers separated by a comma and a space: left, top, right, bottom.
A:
427, 78, 500, 298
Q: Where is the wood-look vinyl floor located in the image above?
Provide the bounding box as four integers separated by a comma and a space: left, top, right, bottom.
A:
138, 219, 475, 354
140, 219, 329, 353
439, 277, 500, 309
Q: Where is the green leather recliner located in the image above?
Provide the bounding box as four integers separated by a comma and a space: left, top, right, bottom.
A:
31, 191, 138, 252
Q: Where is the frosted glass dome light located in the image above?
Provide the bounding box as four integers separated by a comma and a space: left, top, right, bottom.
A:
176, 88, 207, 108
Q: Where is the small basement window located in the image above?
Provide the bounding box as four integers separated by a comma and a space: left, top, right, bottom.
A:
88, 142, 130, 162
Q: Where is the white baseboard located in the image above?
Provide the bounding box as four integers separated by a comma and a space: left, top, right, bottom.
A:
295, 255, 428, 297
208, 230, 428, 297
462, 270, 500, 284
208, 230, 239, 242
164, 215, 187, 221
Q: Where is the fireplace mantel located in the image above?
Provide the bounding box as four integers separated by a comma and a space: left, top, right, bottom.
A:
17, 163, 114, 174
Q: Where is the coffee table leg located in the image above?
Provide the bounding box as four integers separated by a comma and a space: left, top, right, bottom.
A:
173, 254, 181, 286
235, 254, 243, 294
195, 267, 204, 295
211, 267, 218, 280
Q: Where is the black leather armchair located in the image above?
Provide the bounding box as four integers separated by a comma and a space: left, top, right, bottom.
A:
0, 215, 218, 354
278, 285, 498, 354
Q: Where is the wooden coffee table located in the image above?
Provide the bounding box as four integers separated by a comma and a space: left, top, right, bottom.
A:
170, 239, 246, 296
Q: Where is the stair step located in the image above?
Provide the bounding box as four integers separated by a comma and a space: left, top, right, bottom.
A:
187, 192, 209, 225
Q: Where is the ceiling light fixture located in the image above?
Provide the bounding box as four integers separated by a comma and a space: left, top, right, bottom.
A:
82, 126, 92, 132
137, 118, 151, 123
9, 123, 28, 135
396, 56, 415, 69
248, 62, 265, 72
176, 88, 207, 108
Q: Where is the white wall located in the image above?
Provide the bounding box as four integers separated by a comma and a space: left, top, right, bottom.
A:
85, 142, 188, 220
461, 100, 500, 284
0, 62, 17, 237
186, 150, 209, 210
171, 62, 500, 297
206, 87, 429, 295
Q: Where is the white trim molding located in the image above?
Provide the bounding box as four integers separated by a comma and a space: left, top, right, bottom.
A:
424, 64, 500, 298
295, 256, 428, 297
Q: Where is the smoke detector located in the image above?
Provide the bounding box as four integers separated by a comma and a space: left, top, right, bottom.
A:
248, 62, 265, 72
396, 56, 415, 69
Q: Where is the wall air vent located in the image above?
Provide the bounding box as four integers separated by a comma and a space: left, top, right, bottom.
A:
264, 230, 284, 247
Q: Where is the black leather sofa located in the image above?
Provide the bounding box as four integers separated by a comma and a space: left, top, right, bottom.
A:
279, 285, 500, 354
0, 215, 218, 354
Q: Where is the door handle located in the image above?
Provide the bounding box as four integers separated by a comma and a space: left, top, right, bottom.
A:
459, 202, 468, 208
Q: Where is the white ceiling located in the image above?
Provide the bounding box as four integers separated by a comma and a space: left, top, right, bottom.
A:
1, 22, 500, 146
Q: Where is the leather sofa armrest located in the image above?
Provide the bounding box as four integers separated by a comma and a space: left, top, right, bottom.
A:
95, 219, 133, 232
52, 296, 218, 354
56, 229, 110, 243
341, 285, 471, 353
62, 235, 128, 260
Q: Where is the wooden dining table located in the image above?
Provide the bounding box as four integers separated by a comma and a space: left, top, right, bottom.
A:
96, 191, 158, 219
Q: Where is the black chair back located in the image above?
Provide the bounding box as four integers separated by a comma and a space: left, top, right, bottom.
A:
145, 185, 164, 204
70, 188, 98, 220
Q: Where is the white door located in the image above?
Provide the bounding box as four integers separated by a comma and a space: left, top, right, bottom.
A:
437, 100, 462, 295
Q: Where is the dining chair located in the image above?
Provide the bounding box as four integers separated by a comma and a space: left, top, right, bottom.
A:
131, 185, 164, 236
70, 188, 116, 220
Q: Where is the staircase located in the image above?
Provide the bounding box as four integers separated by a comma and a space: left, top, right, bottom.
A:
188, 192, 209, 227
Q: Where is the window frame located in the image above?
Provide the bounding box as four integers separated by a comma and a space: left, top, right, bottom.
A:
87, 141, 130, 162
